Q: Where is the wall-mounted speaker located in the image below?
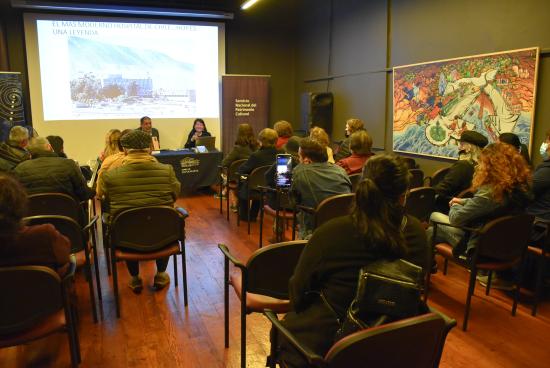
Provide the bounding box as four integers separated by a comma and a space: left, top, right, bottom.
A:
300, 92, 333, 136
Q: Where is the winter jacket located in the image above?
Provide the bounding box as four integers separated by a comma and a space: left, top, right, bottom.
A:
0, 141, 30, 171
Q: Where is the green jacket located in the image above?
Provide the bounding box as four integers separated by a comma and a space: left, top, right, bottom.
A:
13, 150, 91, 201
101, 153, 181, 218
0, 141, 30, 171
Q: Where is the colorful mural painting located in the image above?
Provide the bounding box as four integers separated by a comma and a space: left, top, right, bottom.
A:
393, 47, 539, 159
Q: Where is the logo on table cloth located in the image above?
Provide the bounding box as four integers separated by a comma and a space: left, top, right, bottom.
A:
180, 157, 200, 174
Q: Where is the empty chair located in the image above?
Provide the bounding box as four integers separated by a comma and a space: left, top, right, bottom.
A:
109, 206, 189, 318
265, 309, 456, 368
409, 169, 425, 189
426, 214, 534, 330
25, 215, 100, 323
405, 187, 437, 223
0, 264, 81, 367
295, 193, 356, 233
218, 240, 307, 368
237, 164, 271, 234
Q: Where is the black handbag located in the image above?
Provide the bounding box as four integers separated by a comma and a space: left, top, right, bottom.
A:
333, 258, 425, 341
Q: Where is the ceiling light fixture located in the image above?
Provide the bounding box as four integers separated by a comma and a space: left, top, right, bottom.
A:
241, 0, 261, 10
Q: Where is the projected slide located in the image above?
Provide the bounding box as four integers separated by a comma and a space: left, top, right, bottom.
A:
36, 20, 219, 120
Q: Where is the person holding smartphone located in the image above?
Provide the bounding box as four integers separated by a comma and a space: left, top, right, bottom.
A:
184, 118, 211, 149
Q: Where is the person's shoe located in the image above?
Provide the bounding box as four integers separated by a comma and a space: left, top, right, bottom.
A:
154, 272, 171, 290
214, 193, 227, 199
230, 204, 238, 213
128, 276, 143, 294
477, 275, 515, 291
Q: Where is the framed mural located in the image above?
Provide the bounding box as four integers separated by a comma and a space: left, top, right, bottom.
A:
392, 47, 539, 159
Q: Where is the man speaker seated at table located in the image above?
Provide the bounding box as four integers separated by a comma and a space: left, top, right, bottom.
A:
100, 130, 180, 292
137, 116, 160, 149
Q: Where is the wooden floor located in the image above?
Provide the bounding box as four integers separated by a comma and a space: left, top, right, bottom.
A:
2, 192, 550, 367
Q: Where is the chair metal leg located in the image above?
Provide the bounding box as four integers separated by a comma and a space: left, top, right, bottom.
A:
64, 291, 80, 367
247, 193, 251, 235
173, 254, 178, 287
111, 249, 121, 318
241, 287, 247, 368
443, 259, 449, 275
224, 255, 229, 348
227, 189, 230, 222
463, 267, 477, 331
84, 250, 98, 323
486, 271, 493, 296
424, 255, 433, 302
259, 195, 264, 248
512, 257, 526, 316
91, 231, 102, 301
181, 246, 188, 306
219, 179, 224, 215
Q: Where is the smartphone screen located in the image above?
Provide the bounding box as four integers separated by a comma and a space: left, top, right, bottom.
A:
276, 154, 293, 188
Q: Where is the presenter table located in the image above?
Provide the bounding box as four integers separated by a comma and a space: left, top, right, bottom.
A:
153, 150, 223, 195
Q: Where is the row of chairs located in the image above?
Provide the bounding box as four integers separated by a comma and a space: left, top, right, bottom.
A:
1, 193, 190, 366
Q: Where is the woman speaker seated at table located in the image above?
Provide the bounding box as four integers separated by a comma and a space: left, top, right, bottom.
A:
184, 118, 211, 149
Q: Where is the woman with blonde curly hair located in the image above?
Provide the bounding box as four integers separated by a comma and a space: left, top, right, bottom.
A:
429, 142, 532, 259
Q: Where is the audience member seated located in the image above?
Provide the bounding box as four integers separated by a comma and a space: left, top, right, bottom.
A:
237, 128, 279, 222
0, 126, 30, 172
429, 142, 532, 261
499, 132, 531, 165
99, 129, 122, 162
291, 138, 351, 238
275, 155, 428, 368
309, 126, 335, 163
0, 173, 71, 276
220, 123, 258, 208
274, 120, 294, 149
433, 130, 488, 214
100, 130, 181, 292
96, 129, 133, 198
265, 136, 302, 241
336, 130, 374, 175
528, 129, 550, 221
184, 118, 211, 149
137, 116, 160, 144
46, 135, 67, 158
14, 137, 93, 201
334, 118, 364, 161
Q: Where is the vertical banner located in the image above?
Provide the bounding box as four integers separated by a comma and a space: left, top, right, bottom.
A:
221, 75, 270, 154
0, 72, 27, 141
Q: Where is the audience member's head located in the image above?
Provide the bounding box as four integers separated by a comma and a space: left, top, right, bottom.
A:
27, 137, 53, 154
283, 136, 302, 158
274, 120, 293, 138
458, 130, 488, 162
345, 118, 364, 137
118, 129, 134, 151
0, 173, 27, 243
309, 126, 330, 148
46, 135, 65, 157
235, 123, 258, 150
193, 118, 207, 133
498, 132, 521, 151
349, 130, 373, 155
8, 126, 29, 149
140, 116, 152, 133
298, 137, 328, 164
103, 129, 122, 158
353, 154, 410, 255
121, 130, 153, 154
472, 142, 531, 203
258, 128, 278, 148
